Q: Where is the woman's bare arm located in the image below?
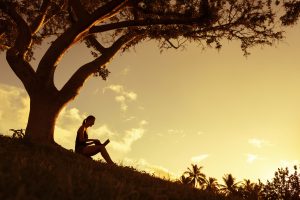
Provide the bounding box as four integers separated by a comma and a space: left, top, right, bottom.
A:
78, 127, 102, 144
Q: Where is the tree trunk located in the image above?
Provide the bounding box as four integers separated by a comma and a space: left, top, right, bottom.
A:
25, 90, 62, 145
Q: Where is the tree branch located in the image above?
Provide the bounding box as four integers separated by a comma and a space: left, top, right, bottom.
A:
37, 0, 128, 87
90, 0, 129, 22
1, 2, 36, 93
1, 2, 32, 56
69, 0, 107, 54
85, 35, 107, 53
39, 0, 68, 29
165, 39, 181, 49
69, 0, 90, 20
59, 32, 137, 104
30, 0, 51, 34
6, 50, 36, 95
89, 17, 206, 33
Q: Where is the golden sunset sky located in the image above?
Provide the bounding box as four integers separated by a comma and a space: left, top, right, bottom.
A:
1, 24, 300, 183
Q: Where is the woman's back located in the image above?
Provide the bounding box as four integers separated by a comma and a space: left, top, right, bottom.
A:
75, 126, 88, 152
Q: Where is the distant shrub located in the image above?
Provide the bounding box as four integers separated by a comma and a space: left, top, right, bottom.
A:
261, 166, 300, 200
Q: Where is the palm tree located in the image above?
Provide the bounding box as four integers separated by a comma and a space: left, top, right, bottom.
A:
251, 181, 263, 200
220, 174, 240, 196
242, 179, 253, 190
204, 177, 220, 194
241, 179, 263, 200
179, 174, 192, 185
184, 164, 206, 188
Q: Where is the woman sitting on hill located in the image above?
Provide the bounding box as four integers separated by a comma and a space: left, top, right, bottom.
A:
75, 115, 114, 164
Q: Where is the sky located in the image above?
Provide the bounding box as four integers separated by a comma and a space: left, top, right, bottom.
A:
1, 23, 300, 184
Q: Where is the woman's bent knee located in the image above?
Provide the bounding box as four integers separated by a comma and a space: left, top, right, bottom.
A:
97, 144, 105, 151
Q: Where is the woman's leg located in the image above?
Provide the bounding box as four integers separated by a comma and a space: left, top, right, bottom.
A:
82, 145, 114, 164
99, 146, 114, 164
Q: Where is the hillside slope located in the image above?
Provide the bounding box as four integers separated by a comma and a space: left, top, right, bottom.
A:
0, 135, 226, 200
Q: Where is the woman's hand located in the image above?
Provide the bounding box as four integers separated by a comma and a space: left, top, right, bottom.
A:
93, 139, 101, 145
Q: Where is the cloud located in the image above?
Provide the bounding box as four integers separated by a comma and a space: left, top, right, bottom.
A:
197, 131, 205, 135
54, 125, 76, 150
104, 84, 138, 112
167, 129, 186, 139
248, 138, 272, 148
115, 95, 126, 102
89, 124, 116, 138
247, 154, 257, 163
54, 107, 87, 149
56, 107, 85, 130
125, 92, 137, 101
115, 95, 128, 111
191, 154, 210, 163
167, 129, 183, 134
0, 84, 29, 135
246, 154, 258, 164
139, 120, 148, 126
155, 128, 186, 138
92, 88, 100, 95
105, 85, 123, 93
110, 128, 145, 153
245, 153, 265, 164
88, 120, 147, 154
121, 67, 130, 76
122, 158, 175, 179
124, 116, 136, 121
156, 132, 164, 137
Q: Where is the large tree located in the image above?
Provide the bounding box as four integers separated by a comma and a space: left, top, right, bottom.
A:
0, 0, 296, 144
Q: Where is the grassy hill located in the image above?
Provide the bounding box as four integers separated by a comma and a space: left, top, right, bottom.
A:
0, 135, 230, 200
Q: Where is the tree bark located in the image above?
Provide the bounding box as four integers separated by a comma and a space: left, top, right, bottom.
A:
25, 89, 62, 144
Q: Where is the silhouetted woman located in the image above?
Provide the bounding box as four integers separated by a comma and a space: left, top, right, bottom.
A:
75, 115, 114, 164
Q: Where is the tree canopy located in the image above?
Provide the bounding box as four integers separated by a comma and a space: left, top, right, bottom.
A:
1, 0, 296, 60
280, 0, 300, 25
